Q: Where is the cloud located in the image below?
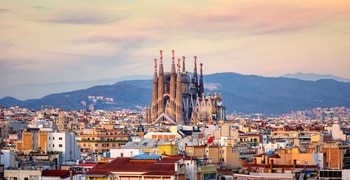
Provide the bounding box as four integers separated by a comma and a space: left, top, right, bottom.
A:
0, 8, 9, 13
176, 1, 350, 35
31, 6, 46, 9
0, 41, 14, 47
42, 14, 117, 25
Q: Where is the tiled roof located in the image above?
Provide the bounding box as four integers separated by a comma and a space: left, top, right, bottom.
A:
42, 170, 77, 178
143, 171, 176, 175
269, 154, 281, 158
86, 156, 183, 176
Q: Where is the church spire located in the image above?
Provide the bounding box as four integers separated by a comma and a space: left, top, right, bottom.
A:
151, 58, 158, 122
192, 56, 198, 97
176, 58, 183, 124
157, 50, 165, 116
169, 50, 176, 118
199, 63, 204, 97
182, 56, 186, 73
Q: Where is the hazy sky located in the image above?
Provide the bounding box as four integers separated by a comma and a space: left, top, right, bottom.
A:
1, 0, 350, 89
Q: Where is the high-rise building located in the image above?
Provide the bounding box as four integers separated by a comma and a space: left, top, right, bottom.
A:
147, 50, 226, 125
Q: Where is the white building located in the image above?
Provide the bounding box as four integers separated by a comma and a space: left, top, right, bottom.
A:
47, 132, 80, 163
325, 117, 346, 141
0, 149, 17, 169
110, 149, 143, 158
257, 140, 289, 155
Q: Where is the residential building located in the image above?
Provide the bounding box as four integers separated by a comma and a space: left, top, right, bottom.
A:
48, 132, 80, 163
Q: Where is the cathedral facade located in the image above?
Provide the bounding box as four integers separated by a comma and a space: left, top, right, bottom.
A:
146, 50, 225, 125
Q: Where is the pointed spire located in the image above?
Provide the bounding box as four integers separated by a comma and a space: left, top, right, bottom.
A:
170, 50, 177, 118
171, 50, 175, 63
158, 50, 165, 116
182, 56, 186, 73
191, 56, 199, 99
158, 50, 164, 74
193, 56, 197, 75
170, 51, 176, 74
152, 58, 159, 123
159, 50, 163, 64
177, 58, 181, 72
154, 58, 157, 72
176, 58, 183, 124
199, 63, 204, 97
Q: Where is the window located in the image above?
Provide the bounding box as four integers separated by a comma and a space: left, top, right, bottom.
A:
304, 160, 308, 165
59, 137, 62, 140
30, 175, 39, 180
59, 144, 63, 148
320, 170, 342, 178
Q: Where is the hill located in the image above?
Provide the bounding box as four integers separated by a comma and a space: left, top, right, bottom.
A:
1, 72, 349, 115
281, 73, 350, 82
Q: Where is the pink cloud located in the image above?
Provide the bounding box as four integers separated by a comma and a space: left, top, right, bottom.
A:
191, 1, 350, 34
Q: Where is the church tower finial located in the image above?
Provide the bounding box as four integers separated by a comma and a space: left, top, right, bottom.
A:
160, 50, 163, 63
177, 58, 181, 72
154, 58, 157, 72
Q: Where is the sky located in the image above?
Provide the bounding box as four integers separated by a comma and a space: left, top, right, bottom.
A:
1, 0, 350, 90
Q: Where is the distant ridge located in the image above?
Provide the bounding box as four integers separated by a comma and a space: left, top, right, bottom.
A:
0, 75, 152, 100
1, 72, 349, 115
281, 72, 350, 82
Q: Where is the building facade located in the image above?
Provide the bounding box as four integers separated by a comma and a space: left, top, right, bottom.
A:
47, 132, 80, 163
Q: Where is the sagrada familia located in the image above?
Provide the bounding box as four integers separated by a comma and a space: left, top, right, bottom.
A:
144, 50, 226, 125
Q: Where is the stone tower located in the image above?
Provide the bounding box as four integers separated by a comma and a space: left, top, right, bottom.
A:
151, 50, 226, 125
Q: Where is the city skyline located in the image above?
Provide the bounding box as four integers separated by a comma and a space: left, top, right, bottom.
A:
1, 0, 350, 90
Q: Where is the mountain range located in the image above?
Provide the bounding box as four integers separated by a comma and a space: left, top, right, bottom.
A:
1, 72, 350, 115
282, 72, 350, 82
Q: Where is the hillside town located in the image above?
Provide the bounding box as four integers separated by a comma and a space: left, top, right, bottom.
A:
1, 51, 350, 180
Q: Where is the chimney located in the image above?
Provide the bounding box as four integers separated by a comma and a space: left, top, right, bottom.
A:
242, 158, 247, 166
270, 159, 274, 172
293, 159, 296, 169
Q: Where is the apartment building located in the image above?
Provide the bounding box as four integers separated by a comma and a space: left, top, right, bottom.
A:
47, 132, 80, 163
76, 128, 129, 154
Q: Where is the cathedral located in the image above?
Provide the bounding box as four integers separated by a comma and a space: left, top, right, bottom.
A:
144, 50, 226, 125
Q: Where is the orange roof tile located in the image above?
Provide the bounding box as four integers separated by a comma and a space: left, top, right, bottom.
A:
86, 156, 184, 176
